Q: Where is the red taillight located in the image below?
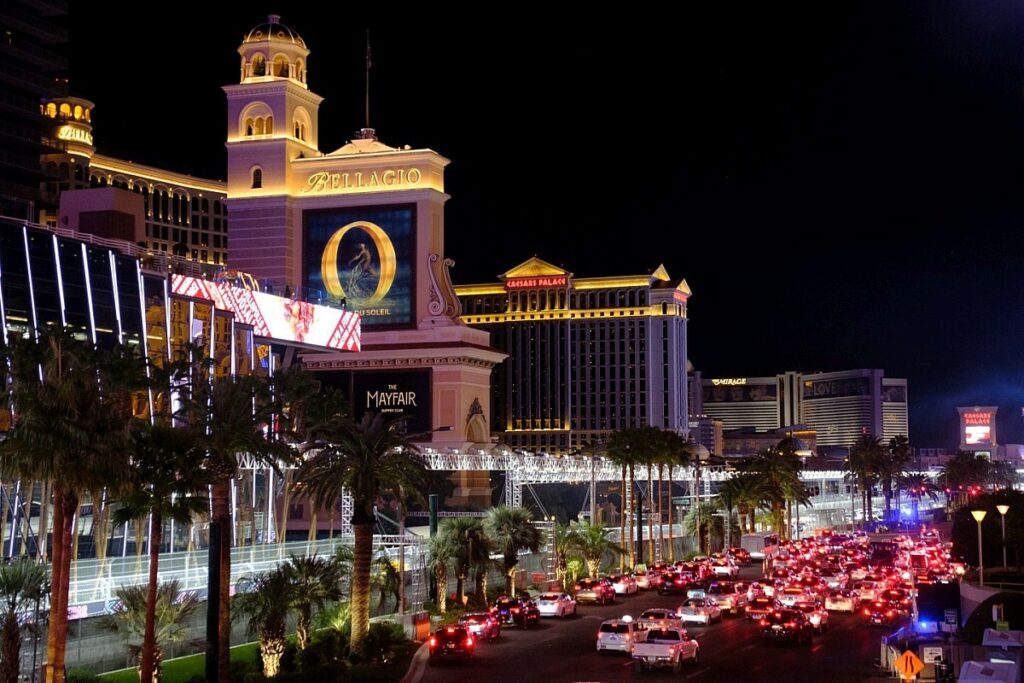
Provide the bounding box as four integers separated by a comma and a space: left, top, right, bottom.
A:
887, 610, 895, 617
465, 637, 474, 648
863, 609, 871, 616
784, 622, 797, 628
511, 607, 520, 613
446, 627, 455, 633
429, 637, 437, 648
759, 619, 769, 627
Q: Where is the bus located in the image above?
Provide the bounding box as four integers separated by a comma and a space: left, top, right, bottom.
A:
740, 532, 779, 560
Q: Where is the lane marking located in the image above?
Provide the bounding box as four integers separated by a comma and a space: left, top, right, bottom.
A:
687, 667, 710, 678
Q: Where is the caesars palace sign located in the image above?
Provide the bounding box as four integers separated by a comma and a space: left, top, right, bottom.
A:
301, 167, 423, 195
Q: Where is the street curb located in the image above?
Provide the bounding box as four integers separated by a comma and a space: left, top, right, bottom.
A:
399, 641, 429, 683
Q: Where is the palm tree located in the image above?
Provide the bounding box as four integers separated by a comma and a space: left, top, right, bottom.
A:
883, 435, 912, 521
660, 433, 690, 562
745, 447, 802, 538
849, 435, 885, 526
181, 371, 293, 683
234, 569, 292, 678
899, 473, 938, 523
715, 478, 743, 551
608, 427, 665, 566
104, 581, 202, 682
439, 516, 492, 607
568, 520, 624, 577
0, 559, 48, 683
683, 502, 724, 550
281, 555, 344, 651
0, 330, 143, 683
551, 523, 575, 589
485, 506, 544, 594
112, 424, 209, 683
425, 535, 451, 614
296, 413, 425, 653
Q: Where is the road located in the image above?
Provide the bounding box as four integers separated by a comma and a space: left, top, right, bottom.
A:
414, 568, 898, 683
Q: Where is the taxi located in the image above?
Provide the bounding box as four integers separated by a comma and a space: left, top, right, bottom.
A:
596, 616, 648, 654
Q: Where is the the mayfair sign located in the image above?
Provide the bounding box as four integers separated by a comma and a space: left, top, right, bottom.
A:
301, 167, 422, 194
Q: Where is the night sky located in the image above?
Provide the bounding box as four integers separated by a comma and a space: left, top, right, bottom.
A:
68, 4, 1024, 448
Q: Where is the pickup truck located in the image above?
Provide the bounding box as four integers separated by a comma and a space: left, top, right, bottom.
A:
631, 626, 699, 673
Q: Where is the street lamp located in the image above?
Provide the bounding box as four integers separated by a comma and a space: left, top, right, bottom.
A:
972, 509, 987, 586
997, 504, 1010, 569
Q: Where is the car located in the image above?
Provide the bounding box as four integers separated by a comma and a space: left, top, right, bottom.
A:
706, 581, 747, 615
711, 558, 739, 577
746, 596, 778, 621
658, 571, 692, 595
596, 617, 648, 654
609, 573, 639, 595
794, 602, 829, 632
824, 590, 857, 613
862, 600, 900, 626
851, 580, 881, 603
490, 596, 539, 628
777, 587, 812, 608
633, 568, 653, 590
536, 592, 577, 618
677, 598, 722, 625
637, 608, 684, 629
759, 609, 814, 644
457, 612, 501, 641
728, 547, 753, 566
820, 570, 848, 590
878, 589, 913, 615
632, 626, 699, 673
575, 578, 615, 605
429, 625, 476, 662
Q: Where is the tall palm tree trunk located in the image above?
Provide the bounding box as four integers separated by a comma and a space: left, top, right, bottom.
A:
657, 464, 665, 561
619, 465, 627, 572
435, 566, 447, 615
667, 467, 675, 562
647, 464, 655, 561
37, 480, 49, 562
349, 519, 374, 653
1, 608, 20, 683
44, 487, 65, 683
211, 479, 232, 683
628, 464, 637, 567
51, 490, 77, 683
140, 510, 162, 683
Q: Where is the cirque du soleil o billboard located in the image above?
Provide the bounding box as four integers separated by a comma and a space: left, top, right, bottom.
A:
304, 205, 415, 329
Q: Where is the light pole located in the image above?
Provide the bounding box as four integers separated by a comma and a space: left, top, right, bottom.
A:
997, 504, 1010, 569
972, 509, 987, 586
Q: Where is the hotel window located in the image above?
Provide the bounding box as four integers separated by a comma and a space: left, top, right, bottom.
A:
252, 168, 263, 189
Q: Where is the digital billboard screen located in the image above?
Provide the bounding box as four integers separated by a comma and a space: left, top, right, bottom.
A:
314, 369, 431, 435
304, 205, 415, 330
961, 409, 995, 447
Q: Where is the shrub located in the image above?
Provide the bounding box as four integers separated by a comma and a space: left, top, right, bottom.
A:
354, 621, 407, 664
66, 670, 100, 683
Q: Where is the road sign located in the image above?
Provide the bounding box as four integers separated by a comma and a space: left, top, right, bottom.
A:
922, 646, 943, 664
897, 650, 925, 680
944, 609, 958, 625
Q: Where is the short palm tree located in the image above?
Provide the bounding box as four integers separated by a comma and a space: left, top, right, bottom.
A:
281, 555, 344, 651
485, 506, 544, 594
568, 520, 624, 577
112, 424, 209, 683
439, 517, 492, 606
234, 569, 293, 679
0, 559, 48, 683
425, 535, 451, 614
373, 552, 401, 612
104, 580, 202, 682
551, 523, 575, 589
296, 413, 425, 653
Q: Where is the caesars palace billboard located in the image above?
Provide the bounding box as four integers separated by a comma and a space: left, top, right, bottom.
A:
304, 204, 416, 330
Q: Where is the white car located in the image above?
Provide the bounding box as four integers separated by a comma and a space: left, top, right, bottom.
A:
609, 573, 639, 595
637, 608, 684, 629
777, 587, 812, 608
632, 627, 699, 673
820, 572, 848, 590
711, 559, 739, 577
824, 590, 856, 613
536, 592, 577, 618
633, 569, 652, 590
677, 598, 722, 625
851, 580, 880, 603
596, 618, 647, 654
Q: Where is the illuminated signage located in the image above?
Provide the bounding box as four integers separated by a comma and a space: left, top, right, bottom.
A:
57, 125, 93, 146
170, 275, 361, 351
963, 412, 994, 425
305, 205, 415, 329
711, 378, 747, 386
505, 275, 568, 289
965, 426, 992, 446
300, 168, 422, 195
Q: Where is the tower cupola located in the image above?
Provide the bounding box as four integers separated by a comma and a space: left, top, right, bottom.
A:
238, 15, 310, 88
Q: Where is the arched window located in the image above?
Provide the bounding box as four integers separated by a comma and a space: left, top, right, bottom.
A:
84, 108, 91, 122
73, 105, 83, 120
254, 118, 264, 135
296, 58, 305, 83
252, 54, 266, 76
251, 168, 263, 189
74, 165, 84, 182
45, 102, 56, 117
59, 103, 71, 118
265, 116, 273, 134
273, 55, 289, 77
245, 118, 254, 136
294, 122, 301, 138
